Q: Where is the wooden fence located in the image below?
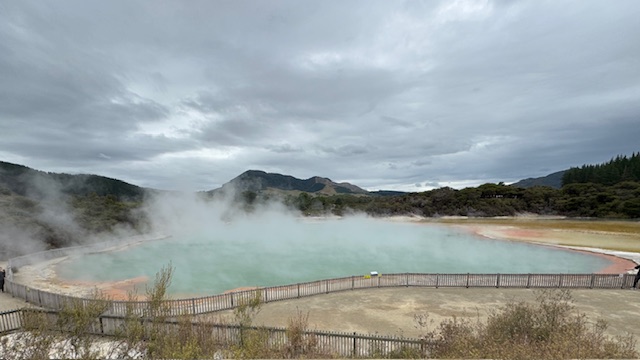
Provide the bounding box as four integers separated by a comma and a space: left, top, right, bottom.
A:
5, 272, 636, 318
0, 308, 423, 357
0, 309, 23, 334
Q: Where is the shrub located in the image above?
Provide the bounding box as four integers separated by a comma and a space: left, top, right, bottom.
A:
416, 289, 638, 359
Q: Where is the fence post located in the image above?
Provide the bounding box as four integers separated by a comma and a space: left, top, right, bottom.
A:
326, 280, 329, 294
496, 274, 500, 288
590, 274, 595, 289
192, 298, 196, 314
297, 283, 300, 298
436, 274, 439, 288
558, 274, 563, 288
352, 332, 357, 357
230, 293, 234, 307
352, 276, 354, 290
406, 273, 409, 287
526, 273, 531, 288
466, 273, 469, 288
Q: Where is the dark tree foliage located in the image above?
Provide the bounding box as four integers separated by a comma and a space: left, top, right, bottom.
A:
0, 161, 147, 201
289, 181, 640, 219
562, 152, 640, 186
71, 193, 148, 233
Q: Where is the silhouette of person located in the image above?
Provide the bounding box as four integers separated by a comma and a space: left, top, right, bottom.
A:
632, 264, 640, 289
0, 267, 5, 292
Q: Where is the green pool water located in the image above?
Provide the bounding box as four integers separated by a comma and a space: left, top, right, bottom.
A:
56, 217, 611, 295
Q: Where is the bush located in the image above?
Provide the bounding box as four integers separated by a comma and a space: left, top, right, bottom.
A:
416, 289, 637, 359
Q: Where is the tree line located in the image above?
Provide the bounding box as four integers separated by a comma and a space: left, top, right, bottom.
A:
277, 153, 640, 219
563, 153, 640, 186
281, 180, 640, 219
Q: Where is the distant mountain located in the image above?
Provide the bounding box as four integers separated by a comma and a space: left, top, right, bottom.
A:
510, 170, 565, 189
0, 161, 148, 201
209, 170, 371, 196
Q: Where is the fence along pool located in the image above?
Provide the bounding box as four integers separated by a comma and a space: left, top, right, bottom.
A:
5, 272, 635, 318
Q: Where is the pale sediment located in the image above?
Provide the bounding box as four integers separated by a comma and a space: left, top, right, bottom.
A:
470, 225, 640, 273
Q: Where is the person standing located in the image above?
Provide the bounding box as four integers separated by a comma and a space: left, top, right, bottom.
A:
0, 267, 5, 292
632, 264, 640, 289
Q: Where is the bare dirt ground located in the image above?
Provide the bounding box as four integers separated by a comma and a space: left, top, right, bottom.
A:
211, 287, 640, 342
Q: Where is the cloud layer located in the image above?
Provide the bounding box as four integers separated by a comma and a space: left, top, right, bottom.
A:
1, 1, 639, 191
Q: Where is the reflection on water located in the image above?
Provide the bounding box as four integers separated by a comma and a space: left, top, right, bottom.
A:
56, 218, 610, 295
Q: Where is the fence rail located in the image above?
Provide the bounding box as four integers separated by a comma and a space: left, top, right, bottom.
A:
0, 309, 23, 334
0, 308, 423, 357
5, 272, 635, 318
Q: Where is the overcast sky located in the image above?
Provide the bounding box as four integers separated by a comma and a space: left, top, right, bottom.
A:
1, 1, 639, 192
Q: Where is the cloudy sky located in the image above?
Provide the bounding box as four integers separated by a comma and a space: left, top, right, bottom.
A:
1, 1, 639, 192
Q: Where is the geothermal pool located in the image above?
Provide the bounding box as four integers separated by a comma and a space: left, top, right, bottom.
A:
56, 217, 611, 295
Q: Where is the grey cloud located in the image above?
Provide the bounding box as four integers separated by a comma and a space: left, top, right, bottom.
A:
265, 144, 303, 154
319, 144, 370, 157
1, 0, 639, 192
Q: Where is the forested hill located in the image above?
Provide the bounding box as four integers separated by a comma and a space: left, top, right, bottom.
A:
209, 170, 370, 196
0, 161, 151, 255
563, 153, 640, 186
510, 170, 565, 189
0, 161, 148, 201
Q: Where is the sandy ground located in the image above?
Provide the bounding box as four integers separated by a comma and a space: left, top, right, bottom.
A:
207, 287, 640, 350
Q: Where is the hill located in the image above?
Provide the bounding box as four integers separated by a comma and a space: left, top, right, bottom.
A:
0, 162, 151, 257
510, 170, 565, 189
0, 161, 148, 202
208, 170, 371, 196
510, 153, 640, 189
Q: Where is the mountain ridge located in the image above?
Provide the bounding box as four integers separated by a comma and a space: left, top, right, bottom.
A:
0, 161, 576, 199
0, 161, 149, 201
209, 169, 371, 196
510, 170, 565, 189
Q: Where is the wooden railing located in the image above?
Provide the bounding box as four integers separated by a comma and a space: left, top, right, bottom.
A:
5, 272, 635, 318
0, 309, 23, 334
0, 308, 423, 357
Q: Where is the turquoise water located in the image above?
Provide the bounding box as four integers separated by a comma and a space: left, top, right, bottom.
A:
56, 218, 611, 295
